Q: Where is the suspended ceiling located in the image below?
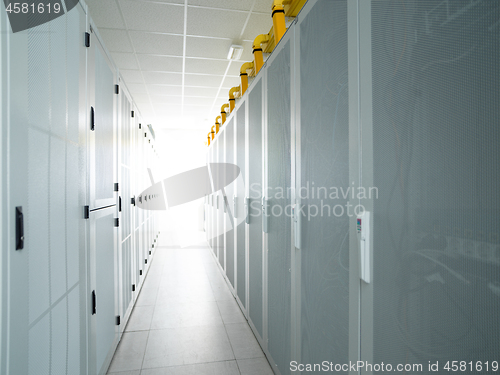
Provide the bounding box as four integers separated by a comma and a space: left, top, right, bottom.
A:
85, 0, 275, 131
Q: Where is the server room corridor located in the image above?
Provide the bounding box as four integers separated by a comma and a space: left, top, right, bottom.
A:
2, 0, 500, 375
106, 245, 273, 375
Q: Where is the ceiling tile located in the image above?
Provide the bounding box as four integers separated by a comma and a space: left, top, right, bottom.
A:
253, 0, 274, 13
184, 86, 219, 97
183, 105, 211, 115
241, 13, 273, 41
153, 104, 179, 113
187, 0, 252, 12
148, 85, 183, 96
227, 61, 244, 76
184, 58, 229, 75
222, 76, 241, 89
111, 52, 139, 70
131, 94, 152, 103
120, 70, 145, 84
136, 102, 154, 113
150, 96, 183, 105
118, 0, 184, 34
143, 71, 182, 85
185, 37, 232, 59
86, 0, 126, 29
136, 55, 183, 72
184, 74, 225, 88
139, 0, 184, 4
130, 32, 184, 55
187, 7, 247, 39
98, 29, 134, 52
183, 97, 217, 107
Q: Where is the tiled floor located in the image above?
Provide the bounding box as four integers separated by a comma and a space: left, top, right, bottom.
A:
107, 246, 274, 375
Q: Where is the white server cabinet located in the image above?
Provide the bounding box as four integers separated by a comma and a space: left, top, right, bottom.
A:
86, 19, 119, 375
1, 3, 89, 374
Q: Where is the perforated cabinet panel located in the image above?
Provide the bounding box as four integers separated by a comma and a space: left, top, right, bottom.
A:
212, 140, 218, 255
267, 40, 292, 375
225, 119, 235, 287
299, 0, 350, 371
236, 105, 247, 308
218, 134, 225, 269
248, 79, 263, 338
371, 0, 500, 366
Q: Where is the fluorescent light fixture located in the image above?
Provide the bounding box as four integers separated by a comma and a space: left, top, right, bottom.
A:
227, 45, 243, 60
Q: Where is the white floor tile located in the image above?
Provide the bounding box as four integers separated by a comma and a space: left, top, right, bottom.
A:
142, 325, 234, 369
107, 331, 149, 373
140, 360, 240, 375
237, 358, 275, 375
125, 305, 154, 332
224, 323, 264, 360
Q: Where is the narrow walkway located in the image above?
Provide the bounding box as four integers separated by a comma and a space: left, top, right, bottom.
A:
107, 246, 274, 375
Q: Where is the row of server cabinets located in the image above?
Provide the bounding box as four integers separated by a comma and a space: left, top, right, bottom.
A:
0, 2, 160, 374
205, 1, 500, 374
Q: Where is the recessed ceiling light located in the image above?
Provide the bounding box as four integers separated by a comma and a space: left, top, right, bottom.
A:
227, 45, 243, 60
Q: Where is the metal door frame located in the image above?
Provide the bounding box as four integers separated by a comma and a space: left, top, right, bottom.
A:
347, 0, 374, 373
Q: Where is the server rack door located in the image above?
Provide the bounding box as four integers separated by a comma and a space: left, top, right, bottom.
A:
266, 34, 293, 375
208, 148, 213, 251
364, 0, 500, 370
247, 77, 264, 341
88, 30, 116, 211
225, 119, 236, 289
212, 139, 218, 258
218, 131, 225, 269
236, 103, 247, 311
87, 24, 119, 375
3, 4, 88, 374
297, 0, 351, 371
118, 88, 134, 329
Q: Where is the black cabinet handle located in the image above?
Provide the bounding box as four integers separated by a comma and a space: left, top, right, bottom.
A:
16, 206, 24, 250
90, 107, 95, 131
119, 196, 122, 212
91, 290, 96, 315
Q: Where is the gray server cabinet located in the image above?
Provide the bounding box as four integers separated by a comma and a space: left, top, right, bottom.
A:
297, 0, 350, 371
1, 3, 88, 374
247, 77, 264, 339
213, 138, 219, 257
225, 119, 236, 288
236, 104, 247, 310
266, 37, 293, 375
363, 0, 500, 368
218, 132, 225, 269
